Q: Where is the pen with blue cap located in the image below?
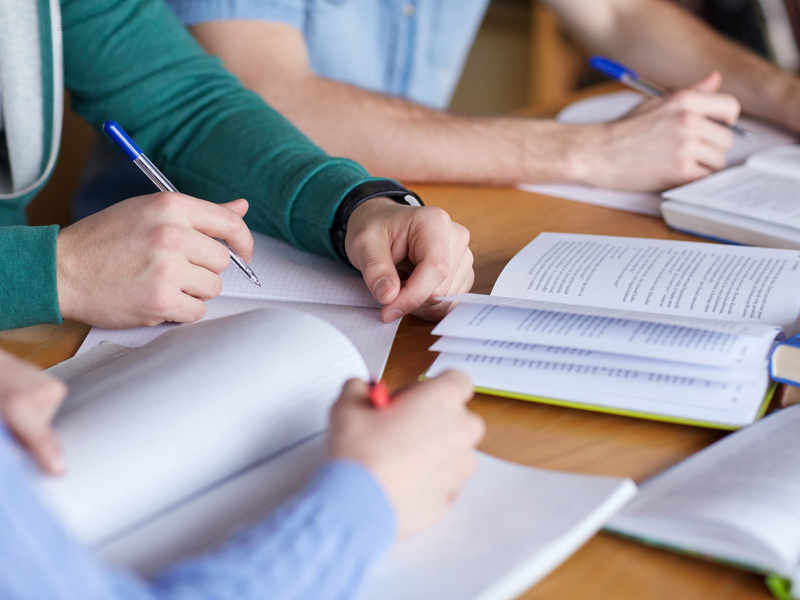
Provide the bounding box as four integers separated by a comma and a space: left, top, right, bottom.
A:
103, 120, 261, 287
589, 56, 758, 143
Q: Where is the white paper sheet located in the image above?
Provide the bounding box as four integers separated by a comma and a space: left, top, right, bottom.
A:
41, 310, 368, 546
490, 233, 800, 335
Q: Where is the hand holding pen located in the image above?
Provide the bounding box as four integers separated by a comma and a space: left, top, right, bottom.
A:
590, 56, 757, 143
103, 121, 261, 287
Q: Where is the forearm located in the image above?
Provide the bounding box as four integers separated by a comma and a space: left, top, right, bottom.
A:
149, 461, 395, 600
550, 0, 799, 128
190, 22, 592, 187
62, 0, 380, 260
0, 425, 394, 600
245, 75, 590, 185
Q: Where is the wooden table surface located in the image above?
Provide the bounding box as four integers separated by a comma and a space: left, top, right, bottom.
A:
0, 184, 772, 599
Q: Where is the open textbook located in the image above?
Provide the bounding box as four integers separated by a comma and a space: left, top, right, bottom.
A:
42, 309, 637, 600
519, 91, 796, 216
426, 233, 800, 428
662, 144, 800, 250
607, 405, 800, 600
78, 231, 399, 379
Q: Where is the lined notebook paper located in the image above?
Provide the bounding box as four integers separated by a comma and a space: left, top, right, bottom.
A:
79, 233, 398, 379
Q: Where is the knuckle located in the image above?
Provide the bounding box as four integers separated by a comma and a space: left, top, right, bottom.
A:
144, 286, 176, 315
149, 224, 184, 250
149, 192, 184, 213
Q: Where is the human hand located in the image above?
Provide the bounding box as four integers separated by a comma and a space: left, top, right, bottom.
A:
327, 372, 484, 537
57, 195, 254, 328
575, 72, 740, 191
344, 198, 474, 322
0, 350, 67, 475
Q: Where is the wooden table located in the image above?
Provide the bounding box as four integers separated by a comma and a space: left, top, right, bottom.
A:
0, 185, 771, 600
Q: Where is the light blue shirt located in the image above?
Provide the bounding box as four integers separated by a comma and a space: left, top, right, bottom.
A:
166, 0, 490, 110
0, 427, 395, 600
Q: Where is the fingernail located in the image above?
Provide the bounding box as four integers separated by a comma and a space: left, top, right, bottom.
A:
374, 277, 393, 300
384, 309, 403, 323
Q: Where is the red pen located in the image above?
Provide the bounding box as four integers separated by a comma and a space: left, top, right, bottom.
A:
369, 380, 392, 410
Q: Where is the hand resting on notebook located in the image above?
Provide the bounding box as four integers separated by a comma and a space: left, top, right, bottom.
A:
56, 194, 254, 329
0, 350, 66, 475
345, 198, 474, 322
329, 372, 484, 536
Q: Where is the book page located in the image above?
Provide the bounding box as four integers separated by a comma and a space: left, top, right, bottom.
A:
221, 232, 378, 308
663, 166, 800, 231
491, 233, 800, 334
432, 303, 778, 369
39, 309, 368, 547
78, 296, 398, 379
608, 405, 800, 575
430, 337, 763, 383
98, 437, 635, 600
426, 352, 770, 428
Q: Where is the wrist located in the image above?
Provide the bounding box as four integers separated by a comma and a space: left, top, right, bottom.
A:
55, 230, 77, 322
330, 181, 422, 265
520, 120, 599, 186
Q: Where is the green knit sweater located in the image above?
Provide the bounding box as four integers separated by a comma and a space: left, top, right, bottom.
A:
0, 0, 381, 330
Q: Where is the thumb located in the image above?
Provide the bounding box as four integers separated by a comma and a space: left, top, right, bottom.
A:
689, 71, 722, 93
220, 198, 249, 218
354, 240, 402, 309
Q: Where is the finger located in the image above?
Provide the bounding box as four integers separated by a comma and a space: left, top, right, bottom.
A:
692, 140, 729, 173
220, 198, 249, 218
410, 248, 474, 321
184, 198, 255, 264
688, 71, 722, 93
381, 227, 453, 322
668, 89, 740, 125
184, 229, 233, 274
335, 379, 372, 411
395, 370, 473, 407
352, 233, 404, 309
181, 264, 224, 301
161, 293, 207, 324
695, 118, 735, 153
5, 378, 67, 474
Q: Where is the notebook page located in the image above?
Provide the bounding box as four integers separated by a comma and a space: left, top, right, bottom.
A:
357, 456, 636, 600
491, 233, 800, 334
430, 337, 763, 382
433, 303, 777, 369
608, 405, 800, 574
426, 352, 768, 427
40, 309, 368, 546
221, 232, 378, 308
664, 166, 800, 230
98, 440, 635, 600
78, 296, 397, 379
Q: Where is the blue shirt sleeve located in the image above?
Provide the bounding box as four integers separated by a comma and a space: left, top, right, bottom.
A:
0, 427, 396, 600
165, 0, 305, 29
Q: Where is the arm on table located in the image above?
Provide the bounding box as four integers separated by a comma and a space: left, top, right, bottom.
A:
188, 19, 738, 192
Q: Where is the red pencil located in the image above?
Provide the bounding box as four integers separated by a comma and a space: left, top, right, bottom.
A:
369, 380, 392, 410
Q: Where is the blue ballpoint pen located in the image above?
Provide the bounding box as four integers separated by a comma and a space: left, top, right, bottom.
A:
589, 56, 758, 143
103, 120, 261, 287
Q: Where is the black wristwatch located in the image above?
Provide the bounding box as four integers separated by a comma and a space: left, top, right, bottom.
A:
330, 180, 423, 265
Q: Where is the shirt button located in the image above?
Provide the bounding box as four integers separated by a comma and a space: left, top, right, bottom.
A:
402, 3, 415, 17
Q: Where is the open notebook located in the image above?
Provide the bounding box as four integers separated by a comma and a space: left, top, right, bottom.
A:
427, 233, 800, 428
78, 231, 399, 379
44, 309, 636, 600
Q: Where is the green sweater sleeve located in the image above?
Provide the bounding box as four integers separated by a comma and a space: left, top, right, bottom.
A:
61, 0, 381, 259
0, 226, 61, 329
